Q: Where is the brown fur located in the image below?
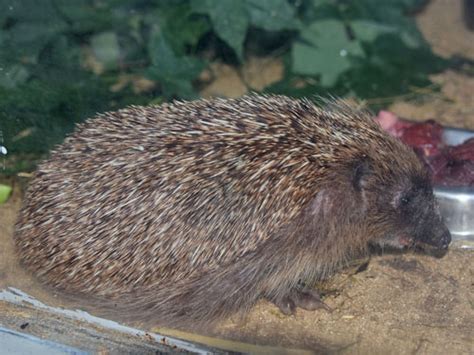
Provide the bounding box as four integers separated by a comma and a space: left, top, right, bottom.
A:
14, 94, 449, 326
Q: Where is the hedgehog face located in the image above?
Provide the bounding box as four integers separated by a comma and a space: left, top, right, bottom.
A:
367, 171, 451, 256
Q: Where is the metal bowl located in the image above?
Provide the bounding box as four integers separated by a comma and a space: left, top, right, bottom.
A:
433, 127, 474, 249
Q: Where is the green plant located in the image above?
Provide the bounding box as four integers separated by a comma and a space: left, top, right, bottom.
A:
0, 0, 447, 173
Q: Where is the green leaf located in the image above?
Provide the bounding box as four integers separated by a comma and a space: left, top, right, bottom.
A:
0, 184, 12, 204
1, 22, 65, 62
0, 2, 12, 26
147, 27, 205, 98
311, 0, 330, 6
343, 1, 426, 48
0, 65, 30, 89
350, 21, 397, 42
292, 20, 364, 86
54, 0, 118, 34
245, 0, 300, 31
90, 32, 121, 69
151, 3, 211, 54
34, 36, 83, 84
191, 0, 249, 60
4, 0, 59, 22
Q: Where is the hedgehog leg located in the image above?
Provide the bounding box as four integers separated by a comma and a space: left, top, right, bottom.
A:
272, 295, 296, 315
291, 287, 332, 312
271, 287, 331, 315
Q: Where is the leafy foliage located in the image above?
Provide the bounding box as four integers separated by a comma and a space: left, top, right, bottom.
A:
0, 0, 448, 173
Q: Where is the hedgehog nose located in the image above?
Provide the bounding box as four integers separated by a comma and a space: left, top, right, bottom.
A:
439, 229, 451, 250
424, 227, 451, 258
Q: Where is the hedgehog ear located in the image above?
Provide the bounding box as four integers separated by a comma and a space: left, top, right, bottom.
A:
351, 156, 372, 192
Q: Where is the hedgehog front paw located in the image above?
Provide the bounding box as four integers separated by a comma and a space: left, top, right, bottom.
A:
272, 287, 331, 315
294, 287, 332, 312
273, 295, 297, 315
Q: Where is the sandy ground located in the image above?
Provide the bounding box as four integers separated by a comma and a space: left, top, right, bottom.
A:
1, 0, 473, 353
214, 252, 473, 354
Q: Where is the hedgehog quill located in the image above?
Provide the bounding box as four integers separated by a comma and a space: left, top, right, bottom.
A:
14, 95, 451, 327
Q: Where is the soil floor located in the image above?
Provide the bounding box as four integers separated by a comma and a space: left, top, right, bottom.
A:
0, 0, 473, 354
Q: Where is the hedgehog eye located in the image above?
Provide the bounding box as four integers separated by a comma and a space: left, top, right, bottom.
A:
391, 188, 414, 210
401, 196, 410, 205
399, 192, 416, 209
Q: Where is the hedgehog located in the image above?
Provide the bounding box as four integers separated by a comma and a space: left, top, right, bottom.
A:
14, 94, 451, 327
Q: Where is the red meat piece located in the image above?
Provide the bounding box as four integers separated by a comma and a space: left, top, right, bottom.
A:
449, 137, 474, 162
375, 111, 474, 187
399, 120, 444, 157
432, 160, 474, 187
